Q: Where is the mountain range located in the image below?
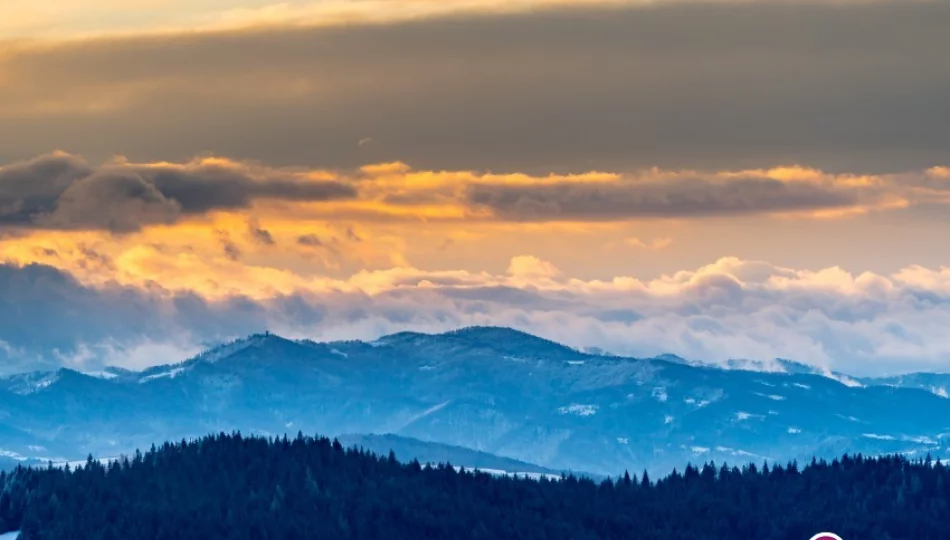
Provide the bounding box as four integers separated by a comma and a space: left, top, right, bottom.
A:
2, 326, 950, 476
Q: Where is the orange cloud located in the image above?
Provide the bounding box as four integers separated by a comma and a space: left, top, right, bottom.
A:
5, 152, 950, 233
3, 151, 950, 304
0, 0, 649, 41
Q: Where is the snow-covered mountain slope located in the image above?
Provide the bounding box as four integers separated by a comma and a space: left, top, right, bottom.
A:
4, 327, 950, 476
860, 372, 950, 398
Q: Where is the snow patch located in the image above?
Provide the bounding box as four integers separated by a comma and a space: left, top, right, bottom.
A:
0, 449, 26, 461
617, 437, 629, 445
0, 531, 20, 540
691, 446, 710, 454
820, 368, 863, 388
904, 435, 937, 445
930, 386, 949, 399
567, 360, 585, 366
862, 433, 896, 441
9, 372, 62, 395
788, 427, 801, 434
450, 466, 561, 481
684, 398, 696, 404
82, 371, 118, 380
735, 411, 763, 421
753, 392, 786, 401
714, 446, 770, 460
664, 415, 675, 424
400, 400, 453, 428
329, 348, 348, 358
652, 387, 668, 403
140, 366, 186, 383
723, 358, 789, 373
558, 404, 599, 417
193, 336, 263, 362
792, 383, 811, 390
834, 375, 864, 388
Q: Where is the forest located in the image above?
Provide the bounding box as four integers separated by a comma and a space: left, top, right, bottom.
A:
1, 432, 946, 539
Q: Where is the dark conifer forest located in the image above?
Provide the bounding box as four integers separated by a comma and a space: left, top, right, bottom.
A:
1, 432, 947, 539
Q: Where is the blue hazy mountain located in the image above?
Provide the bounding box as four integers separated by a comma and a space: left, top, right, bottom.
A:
2, 326, 950, 476
858, 372, 950, 398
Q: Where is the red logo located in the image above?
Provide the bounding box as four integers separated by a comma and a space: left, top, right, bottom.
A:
809, 534, 842, 540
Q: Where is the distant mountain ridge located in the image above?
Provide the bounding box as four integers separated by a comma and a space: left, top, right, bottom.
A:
3, 326, 950, 476
336, 433, 593, 480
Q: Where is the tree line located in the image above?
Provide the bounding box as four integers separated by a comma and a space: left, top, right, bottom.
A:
1, 431, 947, 539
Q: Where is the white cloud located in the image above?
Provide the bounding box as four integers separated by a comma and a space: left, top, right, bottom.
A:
6, 255, 950, 376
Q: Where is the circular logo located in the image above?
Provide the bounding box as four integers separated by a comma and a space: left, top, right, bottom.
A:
809, 534, 842, 540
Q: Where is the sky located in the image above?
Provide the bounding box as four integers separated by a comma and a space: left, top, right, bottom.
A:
2, 0, 950, 376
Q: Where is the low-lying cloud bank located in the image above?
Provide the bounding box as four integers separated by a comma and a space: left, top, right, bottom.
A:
3, 257, 950, 376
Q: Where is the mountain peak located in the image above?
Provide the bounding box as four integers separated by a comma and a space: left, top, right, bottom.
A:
188, 332, 296, 363
651, 353, 689, 365
441, 326, 560, 343
374, 326, 586, 361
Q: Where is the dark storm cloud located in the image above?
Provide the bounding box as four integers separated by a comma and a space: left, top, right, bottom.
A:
0, 153, 94, 226
0, 153, 356, 231
147, 167, 355, 214
466, 176, 859, 220
1, 2, 949, 174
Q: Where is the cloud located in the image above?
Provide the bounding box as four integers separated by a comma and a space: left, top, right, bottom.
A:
0, 153, 356, 232
246, 217, 276, 245
297, 233, 324, 247
0, 0, 650, 40
5, 1, 925, 41
215, 230, 243, 261
5, 256, 950, 376
466, 175, 863, 221
3, 153, 949, 233
0, 262, 269, 373
611, 237, 673, 250
344, 226, 363, 242
1, 1, 948, 174
437, 238, 454, 251
360, 161, 938, 222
